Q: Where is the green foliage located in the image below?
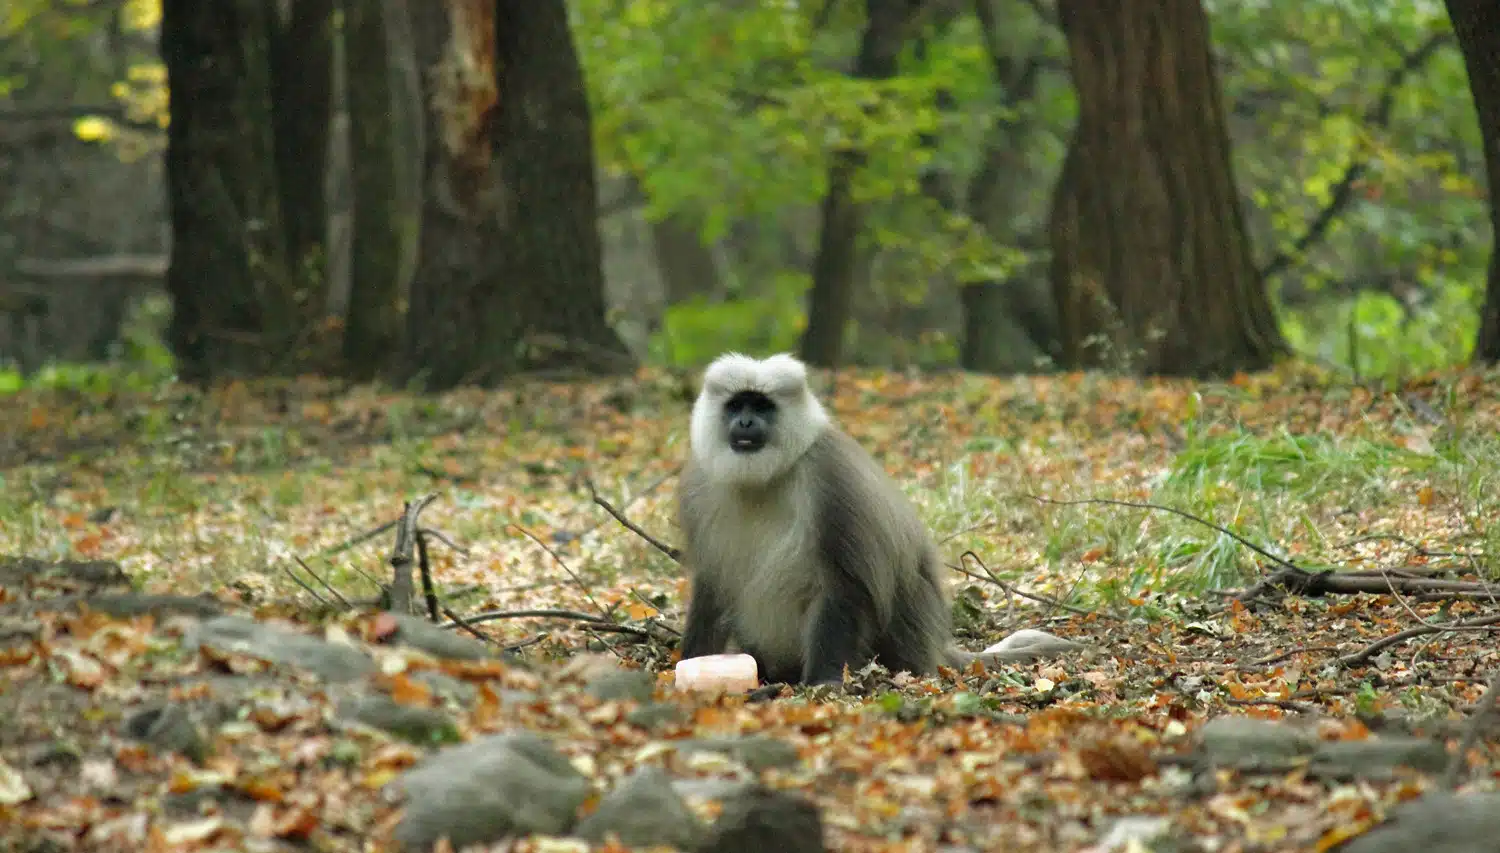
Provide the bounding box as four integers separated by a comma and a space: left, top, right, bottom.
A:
572, 0, 1051, 363
0, 361, 171, 397
1281, 284, 1481, 378
648, 272, 807, 367
1211, 0, 1489, 376
572, 0, 1492, 376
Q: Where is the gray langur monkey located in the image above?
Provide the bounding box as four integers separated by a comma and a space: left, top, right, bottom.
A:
675, 352, 1053, 687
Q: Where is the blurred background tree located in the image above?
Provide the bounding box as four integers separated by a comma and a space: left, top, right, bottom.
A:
0, 0, 1496, 388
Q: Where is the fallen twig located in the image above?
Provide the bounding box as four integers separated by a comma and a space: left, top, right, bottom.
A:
320, 519, 399, 557
449, 607, 654, 639
1027, 494, 1302, 573
1336, 613, 1500, 668
1226, 697, 1320, 714
952, 551, 1108, 621
441, 605, 499, 646
508, 524, 608, 616
586, 476, 682, 562
294, 555, 353, 610
281, 562, 331, 608
418, 526, 470, 556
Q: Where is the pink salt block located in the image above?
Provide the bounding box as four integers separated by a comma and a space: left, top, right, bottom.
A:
673, 654, 759, 693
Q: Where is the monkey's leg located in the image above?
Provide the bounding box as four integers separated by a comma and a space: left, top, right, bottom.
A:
800, 586, 873, 686
872, 571, 949, 675
680, 580, 732, 659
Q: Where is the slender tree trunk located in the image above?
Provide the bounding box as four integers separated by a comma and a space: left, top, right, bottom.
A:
342, 0, 424, 377
650, 215, 723, 305
1048, 0, 1284, 377
1445, 0, 1500, 364
403, 0, 632, 390
958, 3, 1059, 374
799, 0, 920, 368
269, 0, 333, 303
161, 0, 290, 381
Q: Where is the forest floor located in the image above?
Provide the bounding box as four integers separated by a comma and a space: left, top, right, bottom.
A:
0, 362, 1498, 852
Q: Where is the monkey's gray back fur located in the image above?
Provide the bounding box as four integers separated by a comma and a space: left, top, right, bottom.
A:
678, 424, 952, 683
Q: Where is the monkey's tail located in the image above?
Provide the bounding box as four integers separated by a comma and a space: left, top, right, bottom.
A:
943, 629, 1087, 671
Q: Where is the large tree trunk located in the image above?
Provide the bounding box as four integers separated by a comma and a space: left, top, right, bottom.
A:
161, 0, 334, 382
342, 0, 424, 378
798, 0, 920, 368
1048, 0, 1284, 377
1445, 0, 1500, 364
162, 0, 289, 381
403, 0, 632, 389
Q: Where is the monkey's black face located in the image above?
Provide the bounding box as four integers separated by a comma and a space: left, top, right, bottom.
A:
722, 390, 777, 454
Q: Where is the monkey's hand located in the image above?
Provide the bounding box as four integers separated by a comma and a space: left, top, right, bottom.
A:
680, 581, 732, 659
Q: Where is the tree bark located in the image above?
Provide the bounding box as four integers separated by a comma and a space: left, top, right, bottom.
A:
1445, 0, 1500, 364
342, 0, 423, 377
402, 0, 633, 389
650, 214, 723, 306
269, 0, 334, 297
957, 3, 1059, 374
798, 0, 921, 368
1048, 0, 1284, 377
161, 0, 293, 381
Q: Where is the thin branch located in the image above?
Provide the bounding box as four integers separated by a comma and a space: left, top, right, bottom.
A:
1027, 494, 1302, 572
953, 550, 1108, 620
294, 555, 352, 609
1336, 613, 1500, 668
503, 633, 548, 652
586, 477, 682, 561
450, 605, 651, 638
450, 607, 654, 639
416, 532, 439, 622
441, 605, 499, 646
417, 526, 470, 556
320, 518, 398, 557
282, 562, 332, 607
507, 525, 607, 616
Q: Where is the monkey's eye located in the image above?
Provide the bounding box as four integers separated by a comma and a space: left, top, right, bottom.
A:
724, 391, 776, 417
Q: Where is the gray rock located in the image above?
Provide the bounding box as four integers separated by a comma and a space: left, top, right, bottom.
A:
626, 702, 685, 730
1338, 792, 1500, 853
701, 785, 825, 853
336, 694, 461, 746
586, 669, 656, 703
676, 735, 801, 771
411, 670, 478, 704
388, 731, 589, 851
122, 702, 210, 764
185, 616, 375, 683
387, 614, 495, 661
1196, 716, 1316, 764
574, 767, 705, 849
1309, 737, 1449, 776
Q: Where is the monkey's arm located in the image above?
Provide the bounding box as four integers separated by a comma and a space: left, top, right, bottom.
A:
680, 577, 732, 659
803, 486, 883, 686
802, 580, 875, 685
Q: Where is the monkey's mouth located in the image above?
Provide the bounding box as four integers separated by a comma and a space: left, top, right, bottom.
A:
729, 435, 766, 453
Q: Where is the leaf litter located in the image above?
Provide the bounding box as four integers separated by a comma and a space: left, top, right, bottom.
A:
0, 362, 1498, 851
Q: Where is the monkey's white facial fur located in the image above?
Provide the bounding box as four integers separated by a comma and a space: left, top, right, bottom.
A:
689, 352, 830, 488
